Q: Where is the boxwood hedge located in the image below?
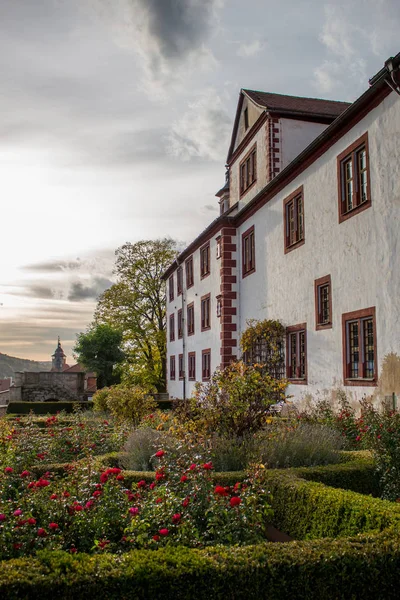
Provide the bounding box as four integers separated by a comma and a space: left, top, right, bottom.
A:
4, 450, 396, 598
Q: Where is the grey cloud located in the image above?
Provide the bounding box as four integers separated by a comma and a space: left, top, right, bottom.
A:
68, 277, 113, 302
133, 0, 219, 60
203, 204, 217, 211
23, 260, 82, 273
17, 285, 57, 300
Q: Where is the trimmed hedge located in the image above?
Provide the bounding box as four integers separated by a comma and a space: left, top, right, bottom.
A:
7, 402, 92, 415
1, 533, 400, 599
3, 450, 400, 598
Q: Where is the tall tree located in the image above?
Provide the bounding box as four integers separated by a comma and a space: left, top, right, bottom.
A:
73, 324, 125, 389
94, 238, 178, 392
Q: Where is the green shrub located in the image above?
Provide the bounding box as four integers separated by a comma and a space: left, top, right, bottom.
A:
95, 384, 157, 425
2, 534, 400, 599
209, 434, 255, 472
6, 402, 92, 415
177, 361, 287, 437
255, 422, 343, 468
120, 428, 161, 471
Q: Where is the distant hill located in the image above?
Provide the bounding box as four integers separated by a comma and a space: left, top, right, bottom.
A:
0, 353, 52, 379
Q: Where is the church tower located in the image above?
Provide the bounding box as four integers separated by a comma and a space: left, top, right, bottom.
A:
52, 337, 67, 372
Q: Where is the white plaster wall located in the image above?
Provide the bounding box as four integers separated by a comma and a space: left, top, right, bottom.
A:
230, 123, 269, 210
280, 119, 329, 171
167, 233, 223, 399
238, 91, 400, 406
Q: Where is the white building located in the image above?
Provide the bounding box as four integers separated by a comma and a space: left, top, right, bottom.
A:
163, 53, 400, 406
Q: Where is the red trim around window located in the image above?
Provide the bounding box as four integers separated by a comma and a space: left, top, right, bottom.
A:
200, 242, 210, 279
314, 275, 332, 330
187, 302, 195, 336
337, 132, 371, 224
283, 186, 305, 254
242, 225, 255, 278
342, 307, 377, 386
170, 355, 176, 380
286, 323, 307, 384
169, 313, 175, 342
178, 354, 184, 380
201, 294, 211, 331
177, 309, 183, 339
188, 352, 196, 381
202, 349, 211, 381
168, 274, 174, 302
185, 257, 194, 289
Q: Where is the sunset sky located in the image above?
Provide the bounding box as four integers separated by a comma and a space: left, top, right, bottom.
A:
0, 0, 399, 361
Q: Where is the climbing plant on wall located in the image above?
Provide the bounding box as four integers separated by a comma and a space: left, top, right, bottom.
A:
241, 319, 286, 379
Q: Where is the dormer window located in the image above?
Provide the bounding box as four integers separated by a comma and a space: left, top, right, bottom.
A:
244, 107, 249, 130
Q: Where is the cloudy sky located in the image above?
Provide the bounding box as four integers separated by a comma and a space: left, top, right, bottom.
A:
0, 0, 398, 361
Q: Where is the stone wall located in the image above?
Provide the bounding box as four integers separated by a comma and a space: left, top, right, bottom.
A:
14, 371, 86, 402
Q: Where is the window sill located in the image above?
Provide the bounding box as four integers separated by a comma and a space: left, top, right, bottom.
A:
285, 238, 305, 255
242, 267, 255, 279
288, 378, 308, 385
316, 322, 332, 331
186, 283, 194, 290
344, 378, 377, 387
339, 199, 371, 223
240, 179, 257, 198
200, 272, 210, 280
201, 326, 211, 332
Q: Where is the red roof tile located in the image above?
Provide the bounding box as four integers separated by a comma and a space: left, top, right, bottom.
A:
243, 89, 351, 118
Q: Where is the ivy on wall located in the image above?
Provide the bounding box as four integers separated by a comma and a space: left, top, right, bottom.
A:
241, 319, 286, 380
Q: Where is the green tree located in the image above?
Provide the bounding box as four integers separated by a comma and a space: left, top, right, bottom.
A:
73, 323, 125, 388
94, 238, 178, 392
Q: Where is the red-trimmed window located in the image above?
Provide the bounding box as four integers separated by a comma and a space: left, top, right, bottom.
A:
187, 302, 195, 336
177, 267, 183, 296
168, 274, 174, 302
178, 354, 184, 380
240, 145, 257, 196
216, 295, 222, 318
169, 313, 175, 342
185, 257, 194, 289
200, 243, 210, 278
284, 186, 304, 253
242, 225, 255, 277
170, 355, 176, 380
216, 236, 221, 260
315, 275, 332, 330
177, 309, 183, 339
201, 294, 211, 331
338, 133, 371, 223
202, 349, 211, 381
342, 307, 377, 386
286, 324, 307, 383
188, 352, 196, 381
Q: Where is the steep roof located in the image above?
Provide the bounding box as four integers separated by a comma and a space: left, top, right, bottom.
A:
227, 89, 351, 163
242, 90, 351, 118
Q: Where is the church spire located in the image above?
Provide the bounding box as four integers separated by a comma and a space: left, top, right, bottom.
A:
52, 337, 67, 372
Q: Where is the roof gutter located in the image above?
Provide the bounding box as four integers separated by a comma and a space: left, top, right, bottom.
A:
369, 52, 400, 96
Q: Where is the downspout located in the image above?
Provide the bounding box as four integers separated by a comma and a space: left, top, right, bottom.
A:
384, 57, 400, 96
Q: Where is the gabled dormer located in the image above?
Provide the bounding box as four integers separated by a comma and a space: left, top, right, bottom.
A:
220, 89, 350, 211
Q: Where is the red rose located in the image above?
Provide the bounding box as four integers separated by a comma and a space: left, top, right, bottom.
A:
93, 490, 102, 498
156, 497, 163, 504
159, 528, 169, 536
20, 470, 30, 478
202, 462, 213, 470
50, 494, 58, 500
152, 535, 160, 542
49, 522, 59, 530
214, 485, 229, 496
63, 491, 70, 498
172, 513, 181, 524
180, 475, 188, 483
74, 504, 83, 512
116, 474, 124, 481
230, 496, 242, 507
27, 482, 35, 489
182, 497, 190, 508
149, 482, 156, 490
4, 467, 13, 474
155, 471, 165, 481
37, 528, 47, 537
137, 480, 146, 488
189, 464, 196, 470
28, 518, 36, 525
155, 450, 165, 458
